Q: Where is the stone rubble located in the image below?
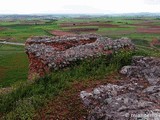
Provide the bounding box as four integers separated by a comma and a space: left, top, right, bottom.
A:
25, 34, 134, 80
80, 56, 160, 120
120, 56, 160, 85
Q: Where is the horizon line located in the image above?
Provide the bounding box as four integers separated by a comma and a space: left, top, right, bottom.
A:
0, 12, 160, 15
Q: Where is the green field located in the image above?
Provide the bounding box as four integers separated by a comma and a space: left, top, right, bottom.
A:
0, 20, 58, 43
0, 16, 160, 119
1, 17, 160, 88
1, 17, 160, 87
0, 45, 28, 87
0, 17, 160, 43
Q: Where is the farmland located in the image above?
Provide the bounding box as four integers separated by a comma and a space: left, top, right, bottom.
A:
0, 44, 28, 87
0, 15, 160, 119
0, 17, 160, 87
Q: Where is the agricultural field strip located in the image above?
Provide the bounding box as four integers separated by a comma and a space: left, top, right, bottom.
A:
0, 41, 25, 46
0, 17, 160, 88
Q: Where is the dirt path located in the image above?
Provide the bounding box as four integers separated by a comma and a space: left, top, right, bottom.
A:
34, 56, 160, 120
0, 87, 13, 95
150, 38, 160, 47
0, 41, 25, 46
34, 73, 124, 120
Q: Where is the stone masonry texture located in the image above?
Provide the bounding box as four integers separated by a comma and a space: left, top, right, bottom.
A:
25, 34, 134, 80
80, 56, 160, 120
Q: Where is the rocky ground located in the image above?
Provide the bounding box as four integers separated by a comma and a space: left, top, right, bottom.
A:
80, 56, 160, 120
25, 34, 134, 80
34, 73, 125, 120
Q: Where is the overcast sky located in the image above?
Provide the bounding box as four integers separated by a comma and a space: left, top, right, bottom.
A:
0, 0, 160, 14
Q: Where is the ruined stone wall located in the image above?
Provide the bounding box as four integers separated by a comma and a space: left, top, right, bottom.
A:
80, 56, 160, 120
25, 34, 135, 80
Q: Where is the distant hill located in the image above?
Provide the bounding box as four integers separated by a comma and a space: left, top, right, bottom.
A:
0, 13, 160, 20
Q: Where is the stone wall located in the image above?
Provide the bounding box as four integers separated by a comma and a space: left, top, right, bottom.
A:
25, 34, 135, 80
80, 56, 160, 120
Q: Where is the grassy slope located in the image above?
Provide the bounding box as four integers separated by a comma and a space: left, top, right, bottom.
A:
0, 45, 28, 87
0, 20, 60, 87
0, 50, 143, 120
1, 48, 160, 120
0, 17, 160, 87
0, 17, 160, 119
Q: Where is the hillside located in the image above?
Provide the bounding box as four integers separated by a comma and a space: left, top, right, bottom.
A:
0, 16, 160, 120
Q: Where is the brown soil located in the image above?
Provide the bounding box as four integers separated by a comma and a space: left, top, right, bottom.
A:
0, 67, 7, 80
60, 22, 121, 28
0, 87, 13, 95
0, 37, 15, 42
67, 28, 99, 33
150, 38, 160, 47
129, 24, 149, 27
50, 30, 76, 36
0, 27, 6, 31
150, 26, 160, 28
129, 21, 155, 27
137, 27, 160, 34
45, 38, 96, 51
34, 73, 131, 120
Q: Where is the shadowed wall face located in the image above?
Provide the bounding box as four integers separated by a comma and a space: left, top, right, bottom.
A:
25, 34, 135, 80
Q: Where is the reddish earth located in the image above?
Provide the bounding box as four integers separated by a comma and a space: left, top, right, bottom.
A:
150, 38, 160, 47
34, 73, 128, 120
150, 26, 160, 28
130, 24, 153, 27
0, 67, 7, 80
0, 27, 6, 31
0, 37, 15, 42
129, 21, 155, 27
129, 24, 150, 27
60, 22, 121, 28
27, 36, 97, 52
0, 87, 13, 95
27, 53, 50, 80
50, 30, 76, 36
45, 38, 96, 51
67, 28, 99, 33
137, 27, 160, 34
99, 29, 136, 36
26, 35, 134, 80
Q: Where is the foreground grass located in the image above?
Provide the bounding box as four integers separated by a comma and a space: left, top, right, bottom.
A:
0, 50, 149, 120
